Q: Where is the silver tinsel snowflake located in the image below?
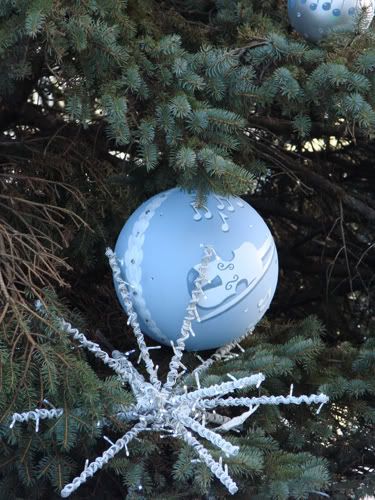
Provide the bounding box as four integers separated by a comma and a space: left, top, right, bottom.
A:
10, 247, 328, 498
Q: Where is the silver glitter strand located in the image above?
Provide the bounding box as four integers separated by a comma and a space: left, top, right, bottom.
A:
206, 412, 233, 426
60, 421, 146, 498
180, 415, 239, 456
199, 393, 329, 410
106, 248, 161, 389
191, 329, 253, 379
180, 429, 238, 495
58, 318, 134, 383
175, 373, 265, 405
163, 246, 213, 394
112, 350, 145, 396
9, 408, 63, 430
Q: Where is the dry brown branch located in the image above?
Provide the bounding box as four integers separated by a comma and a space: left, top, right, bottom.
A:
0, 138, 101, 342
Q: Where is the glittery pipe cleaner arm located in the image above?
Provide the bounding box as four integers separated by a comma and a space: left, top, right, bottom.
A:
199, 393, 329, 411
60, 421, 147, 498
179, 415, 239, 456
205, 412, 233, 426
9, 408, 64, 432
213, 405, 260, 432
111, 350, 146, 396
191, 329, 253, 380
58, 317, 136, 384
163, 246, 214, 394
106, 248, 161, 389
175, 373, 265, 405
114, 408, 142, 422
35, 301, 139, 389
180, 429, 238, 495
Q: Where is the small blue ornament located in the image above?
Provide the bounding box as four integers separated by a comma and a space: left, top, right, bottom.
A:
288, 0, 374, 42
114, 188, 278, 351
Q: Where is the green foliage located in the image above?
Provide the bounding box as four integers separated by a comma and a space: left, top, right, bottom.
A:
0, 296, 134, 497
293, 114, 312, 138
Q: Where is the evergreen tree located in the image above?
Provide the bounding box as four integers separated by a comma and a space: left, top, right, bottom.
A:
0, 0, 374, 498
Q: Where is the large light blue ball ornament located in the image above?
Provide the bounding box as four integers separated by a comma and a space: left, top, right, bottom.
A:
114, 188, 278, 351
288, 0, 374, 42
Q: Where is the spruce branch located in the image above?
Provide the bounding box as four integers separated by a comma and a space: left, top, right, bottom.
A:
253, 136, 375, 223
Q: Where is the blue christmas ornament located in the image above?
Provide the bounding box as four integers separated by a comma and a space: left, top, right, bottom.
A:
288, 0, 374, 42
114, 188, 278, 351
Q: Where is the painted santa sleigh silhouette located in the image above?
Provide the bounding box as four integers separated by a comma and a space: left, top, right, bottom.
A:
187, 235, 276, 322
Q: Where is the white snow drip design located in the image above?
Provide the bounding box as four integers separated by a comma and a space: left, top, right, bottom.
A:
190, 195, 245, 232
124, 190, 172, 344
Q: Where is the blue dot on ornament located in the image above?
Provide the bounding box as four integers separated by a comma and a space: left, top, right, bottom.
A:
113, 188, 279, 351
288, 0, 375, 42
